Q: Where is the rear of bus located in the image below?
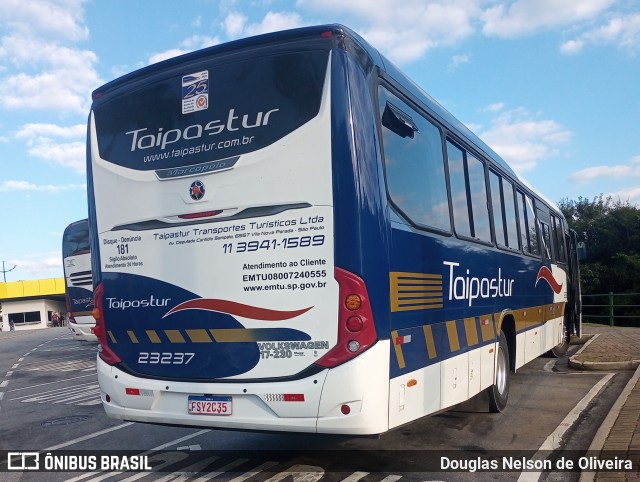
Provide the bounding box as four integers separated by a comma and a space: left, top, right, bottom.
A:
90, 26, 390, 434
63, 219, 96, 341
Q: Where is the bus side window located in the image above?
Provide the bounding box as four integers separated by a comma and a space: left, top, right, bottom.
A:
540, 222, 552, 260
489, 171, 506, 247
446, 141, 491, 242
525, 195, 540, 256
447, 141, 472, 238
490, 173, 520, 250
502, 179, 520, 250
378, 86, 450, 232
552, 215, 567, 263
466, 155, 491, 242
517, 191, 530, 254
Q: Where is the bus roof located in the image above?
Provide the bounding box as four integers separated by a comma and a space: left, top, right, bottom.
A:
91, 23, 557, 212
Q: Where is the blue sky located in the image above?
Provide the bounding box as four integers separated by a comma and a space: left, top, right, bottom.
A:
0, 0, 639, 281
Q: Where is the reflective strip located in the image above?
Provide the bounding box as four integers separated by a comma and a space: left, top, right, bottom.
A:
446, 320, 460, 352
464, 317, 479, 347
186, 329, 213, 343
391, 330, 406, 369
127, 331, 139, 343
165, 330, 186, 343
480, 314, 496, 342
422, 325, 437, 360
146, 330, 161, 343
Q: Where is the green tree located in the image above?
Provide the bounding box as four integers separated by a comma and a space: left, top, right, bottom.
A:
559, 195, 640, 295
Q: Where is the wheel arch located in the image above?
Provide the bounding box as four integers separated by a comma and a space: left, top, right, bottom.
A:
496, 311, 516, 372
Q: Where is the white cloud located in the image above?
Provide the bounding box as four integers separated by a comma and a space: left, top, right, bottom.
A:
0, 1, 101, 114
27, 139, 86, 173
7, 251, 62, 279
297, 0, 480, 64
447, 53, 471, 72
15, 123, 85, 139
151, 9, 303, 65
14, 123, 86, 173
570, 156, 640, 182
0, 180, 85, 192
477, 107, 572, 174
482, 0, 615, 38
0, 0, 89, 42
485, 102, 507, 113
224, 12, 248, 37
607, 186, 640, 206
561, 13, 640, 55
148, 49, 189, 65
241, 12, 305, 37
148, 35, 221, 65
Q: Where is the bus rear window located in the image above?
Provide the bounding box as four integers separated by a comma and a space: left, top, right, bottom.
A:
93, 50, 329, 171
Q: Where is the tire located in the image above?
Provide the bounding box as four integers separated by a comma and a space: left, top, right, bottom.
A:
550, 315, 570, 358
489, 332, 510, 413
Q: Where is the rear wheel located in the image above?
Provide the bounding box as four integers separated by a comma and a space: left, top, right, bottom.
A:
489, 332, 510, 413
550, 315, 570, 357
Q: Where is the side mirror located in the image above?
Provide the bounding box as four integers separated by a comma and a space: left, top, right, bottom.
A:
577, 242, 587, 261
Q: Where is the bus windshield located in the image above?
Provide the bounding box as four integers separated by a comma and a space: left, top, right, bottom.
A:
62, 220, 90, 258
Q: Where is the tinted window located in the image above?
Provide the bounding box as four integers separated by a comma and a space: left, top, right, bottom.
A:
446, 141, 490, 242
541, 222, 552, 259
447, 141, 472, 237
525, 195, 540, 256
552, 215, 567, 263
94, 50, 329, 171
489, 172, 506, 246
503, 180, 520, 249
379, 88, 450, 231
63, 220, 90, 258
517, 191, 530, 254
467, 155, 491, 242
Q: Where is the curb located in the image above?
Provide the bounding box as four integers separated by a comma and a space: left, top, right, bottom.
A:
569, 333, 640, 371
579, 364, 640, 482
570, 359, 640, 371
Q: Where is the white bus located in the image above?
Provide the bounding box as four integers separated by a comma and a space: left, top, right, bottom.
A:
63, 219, 96, 341
89, 25, 581, 434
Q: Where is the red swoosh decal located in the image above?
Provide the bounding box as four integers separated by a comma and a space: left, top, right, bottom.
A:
163, 299, 312, 321
535, 266, 563, 294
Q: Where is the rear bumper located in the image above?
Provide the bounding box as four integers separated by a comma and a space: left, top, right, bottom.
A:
97, 340, 390, 435
68, 320, 97, 341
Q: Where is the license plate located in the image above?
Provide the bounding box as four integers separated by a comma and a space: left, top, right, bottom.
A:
188, 395, 232, 415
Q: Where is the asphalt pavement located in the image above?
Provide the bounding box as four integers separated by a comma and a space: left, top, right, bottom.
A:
2, 323, 640, 480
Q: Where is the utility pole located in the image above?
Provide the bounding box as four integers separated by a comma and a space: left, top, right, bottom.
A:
1, 261, 16, 282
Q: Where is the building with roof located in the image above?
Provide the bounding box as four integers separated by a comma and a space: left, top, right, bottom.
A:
0, 278, 66, 331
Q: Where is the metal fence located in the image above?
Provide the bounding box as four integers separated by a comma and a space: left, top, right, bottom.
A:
582, 293, 640, 327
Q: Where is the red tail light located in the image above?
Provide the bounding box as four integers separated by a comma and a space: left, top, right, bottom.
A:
315, 267, 377, 368
93, 282, 122, 365
178, 210, 222, 219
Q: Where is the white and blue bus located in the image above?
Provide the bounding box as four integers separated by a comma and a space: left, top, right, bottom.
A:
63, 219, 96, 341
89, 24, 581, 435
